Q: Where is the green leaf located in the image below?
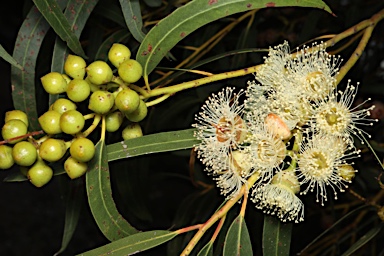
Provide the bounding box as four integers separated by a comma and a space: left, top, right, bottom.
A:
262, 215, 292, 256
32, 0, 86, 57
119, 0, 146, 43
106, 128, 200, 162
11, 5, 52, 131
77, 230, 178, 256
341, 223, 383, 256
50, 0, 99, 105
0, 44, 23, 70
137, 0, 333, 77
198, 241, 214, 256
95, 29, 130, 61
298, 205, 374, 254
3, 164, 66, 182
54, 178, 83, 256
223, 214, 253, 256
86, 139, 138, 241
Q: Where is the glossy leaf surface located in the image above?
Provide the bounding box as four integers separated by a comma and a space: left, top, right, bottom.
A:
86, 139, 138, 241
78, 230, 177, 255
263, 215, 292, 256
137, 0, 332, 77
223, 214, 253, 256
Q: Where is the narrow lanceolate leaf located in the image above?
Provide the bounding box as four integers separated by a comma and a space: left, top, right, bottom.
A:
223, 215, 253, 256
137, 0, 333, 77
32, 0, 86, 57
0, 44, 23, 70
198, 241, 214, 256
341, 224, 383, 256
263, 215, 293, 256
106, 128, 200, 162
86, 139, 138, 241
54, 178, 83, 256
11, 5, 51, 131
77, 230, 178, 256
119, 0, 146, 42
49, 0, 99, 105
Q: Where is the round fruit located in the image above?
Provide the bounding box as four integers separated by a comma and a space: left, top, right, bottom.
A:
69, 137, 95, 162
5, 110, 29, 127
122, 123, 143, 140
105, 111, 124, 132
125, 100, 147, 122
86, 60, 113, 85
62, 74, 72, 84
88, 90, 115, 114
108, 43, 131, 68
51, 98, 77, 114
60, 110, 85, 135
12, 141, 37, 166
2, 119, 28, 144
39, 138, 67, 162
118, 59, 143, 84
64, 54, 86, 79
40, 72, 68, 94
38, 110, 62, 135
64, 156, 88, 179
28, 161, 53, 187
66, 79, 91, 102
86, 77, 107, 92
114, 88, 140, 114
0, 145, 14, 169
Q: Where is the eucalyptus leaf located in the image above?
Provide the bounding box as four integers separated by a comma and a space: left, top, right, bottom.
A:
54, 178, 83, 256
119, 0, 146, 43
137, 0, 333, 77
11, 4, 52, 131
223, 214, 253, 256
86, 139, 138, 241
0, 44, 23, 70
262, 215, 292, 256
50, 0, 99, 105
106, 128, 200, 162
32, 0, 86, 57
77, 230, 178, 255
341, 223, 383, 256
197, 241, 214, 256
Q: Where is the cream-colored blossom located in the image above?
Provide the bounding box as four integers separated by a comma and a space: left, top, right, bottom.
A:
310, 81, 377, 144
193, 87, 247, 173
252, 171, 304, 223
297, 134, 359, 206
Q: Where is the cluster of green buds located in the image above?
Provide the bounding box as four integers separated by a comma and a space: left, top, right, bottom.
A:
0, 43, 146, 187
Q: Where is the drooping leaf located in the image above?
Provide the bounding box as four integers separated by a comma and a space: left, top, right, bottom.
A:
262, 215, 292, 256
54, 178, 84, 256
50, 0, 99, 105
137, 0, 333, 77
143, 0, 162, 7
223, 214, 253, 256
298, 205, 374, 255
197, 241, 214, 256
11, 5, 52, 131
341, 223, 383, 256
93, 1, 126, 28
0, 44, 23, 70
77, 230, 178, 256
32, 0, 86, 57
95, 29, 130, 61
119, 0, 146, 43
86, 139, 138, 241
106, 128, 200, 162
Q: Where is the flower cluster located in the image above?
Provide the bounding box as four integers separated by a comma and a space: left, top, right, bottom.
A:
193, 41, 377, 223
